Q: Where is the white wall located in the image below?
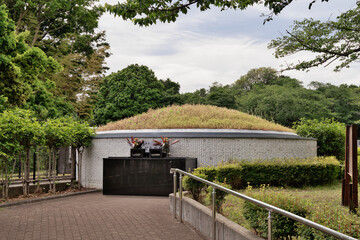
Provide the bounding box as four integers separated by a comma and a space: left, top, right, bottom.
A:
82, 130, 316, 188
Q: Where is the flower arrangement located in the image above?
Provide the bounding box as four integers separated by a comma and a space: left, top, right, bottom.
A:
125, 136, 144, 149
153, 136, 179, 154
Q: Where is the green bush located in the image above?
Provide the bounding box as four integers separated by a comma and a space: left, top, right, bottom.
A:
297, 203, 360, 239
206, 180, 232, 213
183, 173, 206, 201
216, 164, 243, 189
243, 186, 310, 239
192, 166, 217, 182
294, 118, 345, 161
193, 157, 340, 189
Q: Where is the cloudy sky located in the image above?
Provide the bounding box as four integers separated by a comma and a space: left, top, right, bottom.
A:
98, 0, 359, 93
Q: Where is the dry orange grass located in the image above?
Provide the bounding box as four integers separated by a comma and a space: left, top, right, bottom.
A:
97, 104, 293, 132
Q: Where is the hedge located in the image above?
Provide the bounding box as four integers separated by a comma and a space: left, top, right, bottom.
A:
190, 157, 340, 189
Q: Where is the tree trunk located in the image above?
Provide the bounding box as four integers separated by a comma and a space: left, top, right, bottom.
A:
52, 149, 57, 193
48, 150, 52, 178
77, 149, 83, 190
35, 148, 41, 193
4, 157, 8, 199
70, 146, 76, 188
24, 148, 30, 195
48, 149, 52, 192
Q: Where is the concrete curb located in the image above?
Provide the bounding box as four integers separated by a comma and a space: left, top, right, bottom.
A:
0, 189, 101, 208
169, 194, 263, 240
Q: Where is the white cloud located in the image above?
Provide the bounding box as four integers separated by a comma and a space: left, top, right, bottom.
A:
98, 0, 360, 93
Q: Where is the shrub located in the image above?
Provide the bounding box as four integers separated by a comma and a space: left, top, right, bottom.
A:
297, 203, 360, 239
193, 166, 217, 182
193, 157, 340, 189
183, 173, 206, 201
216, 164, 243, 189
243, 186, 310, 239
206, 180, 232, 213
294, 118, 345, 161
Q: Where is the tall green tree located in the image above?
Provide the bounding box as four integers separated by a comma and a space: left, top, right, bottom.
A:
2, 0, 110, 119
0, 4, 61, 107
105, 0, 328, 26
94, 64, 166, 125
269, 3, 360, 71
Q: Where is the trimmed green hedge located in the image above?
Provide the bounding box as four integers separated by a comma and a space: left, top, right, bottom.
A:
191, 157, 340, 189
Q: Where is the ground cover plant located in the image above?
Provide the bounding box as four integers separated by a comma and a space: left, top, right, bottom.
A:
97, 104, 293, 132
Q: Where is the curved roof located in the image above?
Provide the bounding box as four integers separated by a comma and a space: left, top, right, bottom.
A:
97, 104, 293, 133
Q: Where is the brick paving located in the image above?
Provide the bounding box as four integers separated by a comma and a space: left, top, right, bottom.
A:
0, 192, 204, 240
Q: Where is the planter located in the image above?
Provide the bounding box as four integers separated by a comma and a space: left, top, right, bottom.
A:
130, 148, 145, 158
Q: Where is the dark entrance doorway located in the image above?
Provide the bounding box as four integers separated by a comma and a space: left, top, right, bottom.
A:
103, 157, 197, 196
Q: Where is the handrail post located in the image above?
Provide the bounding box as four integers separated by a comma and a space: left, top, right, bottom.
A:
179, 173, 183, 223
212, 187, 216, 240
173, 171, 177, 219
268, 210, 273, 240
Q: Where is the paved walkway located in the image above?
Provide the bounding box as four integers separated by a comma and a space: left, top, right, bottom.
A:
0, 192, 204, 240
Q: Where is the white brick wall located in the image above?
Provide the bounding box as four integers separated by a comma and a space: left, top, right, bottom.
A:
82, 130, 316, 189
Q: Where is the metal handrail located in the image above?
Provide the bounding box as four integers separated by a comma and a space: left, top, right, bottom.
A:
170, 168, 357, 240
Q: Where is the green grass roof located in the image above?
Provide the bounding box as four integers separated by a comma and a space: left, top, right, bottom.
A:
97, 104, 293, 132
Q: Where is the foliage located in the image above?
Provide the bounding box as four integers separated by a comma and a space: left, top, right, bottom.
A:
105, 0, 328, 26
194, 157, 340, 189
206, 180, 232, 213
309, 82, 360, 125
296, 201, 360, 239
0, 108, 94, 196
269, 3, 360, 71
236, 84, 332, 127
294, 118, 346, 161
94, 64, 167, 125
243, 186, 309, 239
221, 184, 360, 240
183, 173, 206, 201
97, 104, 292, 132
2, 0, 110, 120
0, 4, 62, 107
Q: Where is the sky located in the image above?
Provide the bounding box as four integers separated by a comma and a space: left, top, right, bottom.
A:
98, 0, 359, 93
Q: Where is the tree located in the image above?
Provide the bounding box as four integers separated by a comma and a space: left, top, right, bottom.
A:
207, 82, 237, 109
42, 117, 74, 192
236, 84, 332, 127
105, 0, 329, 26
71, 121, 94, 189
160, 78, 183, 106
308, 82, 360, 125
0, 4, 61, 107
269, 3, 360, 71
2, 1, 110, 119
0, 110, 22, 199
234, 67, 278, 90
294, 118, 345, 161
94, 64, 166, 125
0, 109, 44, 195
